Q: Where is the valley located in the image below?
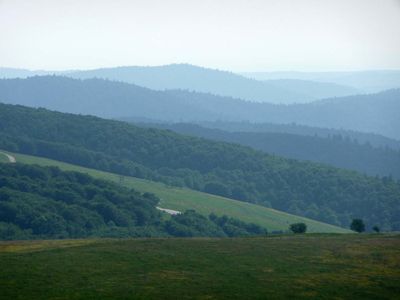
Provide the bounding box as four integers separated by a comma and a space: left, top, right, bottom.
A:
1, 1, 400, 299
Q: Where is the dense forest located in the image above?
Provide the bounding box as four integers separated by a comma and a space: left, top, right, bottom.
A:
0, 163, 266, 240
0, 76, 399, 139
143, 123, 400, 179
0, 103, 399, 231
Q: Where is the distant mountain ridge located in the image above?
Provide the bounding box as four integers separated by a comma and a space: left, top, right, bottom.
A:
66, 64, 361, 103
0, 67, 51, 78
0, 76, 398, 139
243, 70, 400, 93
0, 65, 360, 104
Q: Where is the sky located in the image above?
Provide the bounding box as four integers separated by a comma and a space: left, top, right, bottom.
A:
1, 0, 400, 72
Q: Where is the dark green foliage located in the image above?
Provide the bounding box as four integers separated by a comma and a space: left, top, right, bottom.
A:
209, 213, 266, 236
166, 210, 225, 237
165, 211, 266, 238
372, 225, 380, 233
350, 219, 366, 233
0, 103, 399, 231
0, 163, 163, 239
290, 223, 307, 234
204, 182, 229, 197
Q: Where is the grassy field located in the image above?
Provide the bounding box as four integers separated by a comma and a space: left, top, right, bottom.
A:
0, 234, 399, 299
2, 151, 350, 233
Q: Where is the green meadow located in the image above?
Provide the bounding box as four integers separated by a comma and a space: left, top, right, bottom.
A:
1, 234, 399, 299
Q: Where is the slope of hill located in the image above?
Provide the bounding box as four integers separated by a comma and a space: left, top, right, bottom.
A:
140, 123, 400, 179
6, 151, 349, 233
0, 103, 399, 230
0, 76, 398, 138
2, 235, 399, 300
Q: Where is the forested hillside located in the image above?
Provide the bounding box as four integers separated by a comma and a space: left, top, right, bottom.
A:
0, 76, 398, 138
0, 103, 399, 230
141, 123, 400, 179
0, 163, 266, 240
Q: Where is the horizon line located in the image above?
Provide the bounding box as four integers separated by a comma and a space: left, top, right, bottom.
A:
1, 63, 400, 74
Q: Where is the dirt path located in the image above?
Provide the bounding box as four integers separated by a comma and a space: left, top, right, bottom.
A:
0, 152, 16, 163
156, 207, 181, 215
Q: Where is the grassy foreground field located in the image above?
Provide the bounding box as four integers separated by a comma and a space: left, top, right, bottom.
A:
0, 234, 399, 299
5, 151, 349, 233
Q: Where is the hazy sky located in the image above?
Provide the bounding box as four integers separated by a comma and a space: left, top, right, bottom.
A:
1, 0, 400, 72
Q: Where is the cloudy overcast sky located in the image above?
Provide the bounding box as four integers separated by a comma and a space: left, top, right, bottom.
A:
1, 0, 400, 71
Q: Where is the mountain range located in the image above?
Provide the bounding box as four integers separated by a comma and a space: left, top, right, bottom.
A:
0, 65, 361, 104
0, 75, 399, 139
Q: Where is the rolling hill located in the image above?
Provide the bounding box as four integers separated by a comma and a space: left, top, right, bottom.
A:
0, 103, 399, 230
0, 76, 398, 138
1, 160, 287, 240
3, 151, 349, 233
